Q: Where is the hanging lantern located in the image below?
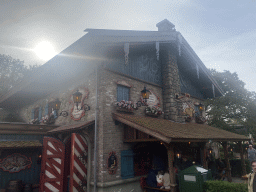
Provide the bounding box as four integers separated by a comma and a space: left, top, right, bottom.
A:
54, 99, 61, 111
73, 90, 83, 109
141, 86, 150, 101
199, 103, 204, 111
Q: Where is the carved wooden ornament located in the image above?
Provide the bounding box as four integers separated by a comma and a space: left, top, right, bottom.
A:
108, 151, 118, 175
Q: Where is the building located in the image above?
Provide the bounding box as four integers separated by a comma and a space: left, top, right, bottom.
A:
0, 19, 249, 192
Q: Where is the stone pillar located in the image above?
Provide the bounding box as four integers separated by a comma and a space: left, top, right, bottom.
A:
162, 45, 181, 122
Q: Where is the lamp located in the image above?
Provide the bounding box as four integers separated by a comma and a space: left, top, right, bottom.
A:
209, 147, 213, 154
53, 99, 61, 111
141, 86, 150, 103
198, 103, 204, 111
53, 99, 68, 117
72, 90, 91, 111
73, 90, 83, 110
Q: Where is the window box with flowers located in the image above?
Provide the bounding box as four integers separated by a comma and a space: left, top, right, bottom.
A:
115, 100, 138, 113
145, 106, 163, 117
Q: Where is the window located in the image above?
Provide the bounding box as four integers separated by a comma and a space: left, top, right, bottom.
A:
31, 107, 42, 120
45, 102, 57, 118
117, 85, 130, 102
121, 150, 134, 179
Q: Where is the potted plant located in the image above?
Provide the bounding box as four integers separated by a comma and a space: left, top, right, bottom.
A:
145, 106, 163, 117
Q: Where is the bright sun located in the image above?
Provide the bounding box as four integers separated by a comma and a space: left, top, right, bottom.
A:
34, 41, 56, 61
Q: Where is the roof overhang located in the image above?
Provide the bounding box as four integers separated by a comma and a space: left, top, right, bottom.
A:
112, 113, 249, 143
48, 120, 94, 133
0, 122, 58, 135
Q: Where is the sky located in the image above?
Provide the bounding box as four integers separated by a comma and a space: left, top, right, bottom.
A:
1, 0, 256, 91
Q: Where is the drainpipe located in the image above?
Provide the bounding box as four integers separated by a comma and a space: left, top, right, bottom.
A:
94, 66, 99, 192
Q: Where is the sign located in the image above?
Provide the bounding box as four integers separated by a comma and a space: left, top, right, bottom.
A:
0, 153, 32, 173
147, 90, 160, 107
184, 175, 196, 182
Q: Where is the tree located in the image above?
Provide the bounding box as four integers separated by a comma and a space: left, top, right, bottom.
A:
0, 54, 38, 96
205, 69, 256, 138
0, 54, 39, 122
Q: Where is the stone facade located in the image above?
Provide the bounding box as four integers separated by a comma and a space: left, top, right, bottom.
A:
97, 68, 163, 183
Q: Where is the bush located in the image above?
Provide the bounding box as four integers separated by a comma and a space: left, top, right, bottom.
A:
229, 159, 251, 176
204, 180, 247, 192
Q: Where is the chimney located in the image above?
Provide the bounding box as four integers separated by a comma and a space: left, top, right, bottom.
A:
156, 19, 176, 32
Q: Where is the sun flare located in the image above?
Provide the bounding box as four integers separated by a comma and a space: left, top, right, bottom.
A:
34, 41, 56, 61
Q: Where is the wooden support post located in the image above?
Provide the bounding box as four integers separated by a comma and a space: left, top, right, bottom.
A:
222, 142, 232, 182
166, 143, 176, 192
201, 142, 207, 169
238, 141, 247, 176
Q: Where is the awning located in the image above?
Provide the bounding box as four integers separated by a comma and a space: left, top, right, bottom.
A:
0, 140, 42, 149
0, 122, 58, 134
112, 113, 249, 143
48, 120, 94, 133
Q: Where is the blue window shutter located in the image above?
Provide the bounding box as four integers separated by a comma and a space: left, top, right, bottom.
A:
117, 86, 123, 102
123, 87, 129, 101
31, 109, 35, 120
38, 107, 42, 120
195, 106, 200, 117
117, 85, 130, 102
121, 150, 134, 179
45, 103, 49, 116
53, 110, 57, 119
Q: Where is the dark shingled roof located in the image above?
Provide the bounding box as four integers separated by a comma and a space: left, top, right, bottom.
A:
0, 140, 42, 149
112, 113, 249, 143
48, 120, 94, 133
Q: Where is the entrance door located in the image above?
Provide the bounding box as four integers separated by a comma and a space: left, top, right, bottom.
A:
69, 133, 88, 192
40, 137, 65, 192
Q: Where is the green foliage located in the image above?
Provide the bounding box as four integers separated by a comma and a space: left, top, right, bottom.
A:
0, 54, 39, 97
229, 159, 251, 176
206, 69, 256, 138
204, 180, 247, 192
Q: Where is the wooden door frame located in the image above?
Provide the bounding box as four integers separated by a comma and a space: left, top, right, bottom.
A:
63, 131, 92, 192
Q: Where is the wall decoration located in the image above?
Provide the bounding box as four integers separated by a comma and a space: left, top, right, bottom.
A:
108, 151, 118, 175
147, 90, 160, 107
70, 88, 89, 121
41, 113, 55, 125
137, 90, 160, 107
0, 153, 32, 173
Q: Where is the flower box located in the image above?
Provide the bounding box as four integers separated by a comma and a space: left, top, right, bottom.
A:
145, 106, 163, 117
115, 100, 138, 113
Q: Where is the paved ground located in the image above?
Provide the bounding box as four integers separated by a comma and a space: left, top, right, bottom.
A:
231, 177, 247, 184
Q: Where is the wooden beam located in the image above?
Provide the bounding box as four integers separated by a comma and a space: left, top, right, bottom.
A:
238, 141, 247, 176
124, 138, 160, 143
0, 130, 48, 135
201, 142, 207, 169
222, 142, 232, 182
166, 143, 176, 192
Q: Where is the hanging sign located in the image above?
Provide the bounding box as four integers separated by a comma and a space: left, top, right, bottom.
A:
0, 153, 32, 173
108, 151, 118, 175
